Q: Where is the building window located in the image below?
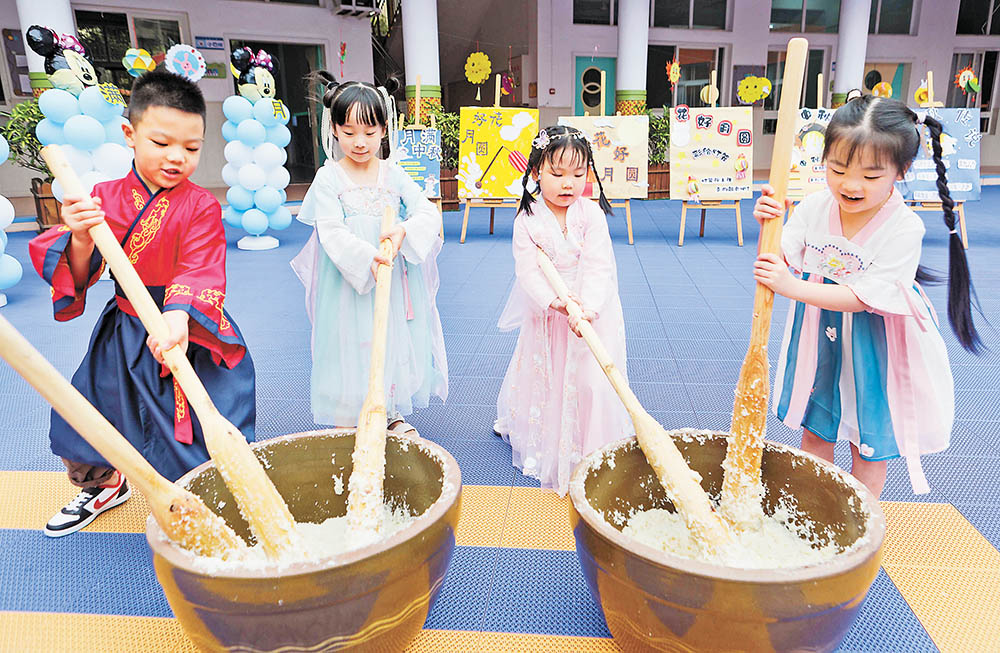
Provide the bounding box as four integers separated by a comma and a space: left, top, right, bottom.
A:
763, 47, 826, 133
653, 0, 727, 29
868, 0, 913, 34
646, 45, 725, 109
947, 51, 1000, 133
770, 0, 840, 33
956, 0, 1000, 35
75, 11, 134, 91
74, 10, 186, 96
574, 0, 616, 25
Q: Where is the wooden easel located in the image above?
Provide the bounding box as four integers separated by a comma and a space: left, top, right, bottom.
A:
460, 74, 520, 243
679, 71, 743, 246
402, 75, 445, 240
906, 70, 969, 248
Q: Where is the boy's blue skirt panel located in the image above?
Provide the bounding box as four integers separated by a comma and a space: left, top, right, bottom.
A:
49, 298, 256, 482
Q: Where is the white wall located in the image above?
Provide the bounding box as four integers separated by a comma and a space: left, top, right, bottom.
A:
536, 0, 1000, 169
0, 0, 374, 199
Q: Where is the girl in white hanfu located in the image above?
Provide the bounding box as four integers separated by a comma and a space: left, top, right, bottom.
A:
754, 96, 982, 497
292, 72, 447, 432
495, 125, 630, 495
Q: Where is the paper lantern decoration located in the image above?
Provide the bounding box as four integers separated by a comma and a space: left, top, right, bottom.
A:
122, 48, 156, 77
872, 81, 893, 98
508, 150, 528, 174
465, 51, 491, 101
737, 75, 772, 105
955, 66, 980, 96
339, 42, 347, 77
164, 45, 206, 82
666, 59, 681, 91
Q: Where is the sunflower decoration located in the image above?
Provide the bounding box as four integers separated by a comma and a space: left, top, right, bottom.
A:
666, 59, 681, 91
465, 51, 492, 101
955, 65, 980, 96
914, 79, 929, 105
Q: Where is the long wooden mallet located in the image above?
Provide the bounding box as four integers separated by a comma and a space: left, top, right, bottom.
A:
41, 145, 301, 561
536, 249, 732, 556
0, 315, 247, 559
346, 206, 397, 535
720, 38, 809, 527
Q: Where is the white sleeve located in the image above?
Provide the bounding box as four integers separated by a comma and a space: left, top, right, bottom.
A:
781, 192, 823, 273
389, 164, 442, 264
847, 221, 925, 316
308, 167, 378, 295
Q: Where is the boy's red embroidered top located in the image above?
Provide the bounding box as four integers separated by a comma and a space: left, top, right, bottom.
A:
29, 168, 247, 370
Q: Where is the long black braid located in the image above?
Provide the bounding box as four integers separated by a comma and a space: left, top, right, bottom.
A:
924, 115, 982, 352
518, 125, 614, 217
823, 96, 982, 353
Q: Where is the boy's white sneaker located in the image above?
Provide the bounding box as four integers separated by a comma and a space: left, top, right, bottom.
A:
44, 475, 131, 537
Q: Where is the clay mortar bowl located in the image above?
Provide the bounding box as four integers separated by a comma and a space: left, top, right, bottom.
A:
146, 429, 461, 652
569, 430, 885, 653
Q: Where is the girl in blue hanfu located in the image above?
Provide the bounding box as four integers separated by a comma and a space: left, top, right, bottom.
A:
494, 125, 630, 495
754, 96, 981, 497
292, 72, 446, 432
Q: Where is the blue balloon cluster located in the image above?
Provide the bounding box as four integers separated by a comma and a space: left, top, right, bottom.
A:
221, 95, 293, 237
36, 86, 133, 201
0, 134, 23, 302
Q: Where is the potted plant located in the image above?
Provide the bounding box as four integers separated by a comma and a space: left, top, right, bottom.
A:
0, 98, 59, 230
647, 107, 670, 199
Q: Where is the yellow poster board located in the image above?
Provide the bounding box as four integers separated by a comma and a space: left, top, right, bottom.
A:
458, 107, 539, 199
557, 115, 649, 199
788, 107, 833, 200
669, 106, 753, 201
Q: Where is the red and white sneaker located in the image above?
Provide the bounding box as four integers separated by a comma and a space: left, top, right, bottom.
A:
44, 475, 131, 537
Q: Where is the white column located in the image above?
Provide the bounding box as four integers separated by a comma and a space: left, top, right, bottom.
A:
832, 0, 873, 103
401, 0, 441, 115
615, 0, 650, 113
16, 0, 76, 77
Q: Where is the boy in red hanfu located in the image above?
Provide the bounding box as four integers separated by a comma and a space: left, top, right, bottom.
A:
30, 70, 255, 537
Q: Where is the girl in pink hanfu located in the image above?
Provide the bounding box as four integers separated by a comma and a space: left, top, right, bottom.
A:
754, 97, 982, 497
495, 125, 630, 495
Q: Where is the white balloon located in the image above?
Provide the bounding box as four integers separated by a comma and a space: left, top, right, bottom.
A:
61, 145, 94, 174
266, 166, 290, 190
92, 143, 133, 179
253, 143, 286, 171
221, 163, 241, 187
0, 195, 14, 230
224, 141, 254, 167
80, 171, 111, 194
51, 178, 65, 203
238, 164, 267, 191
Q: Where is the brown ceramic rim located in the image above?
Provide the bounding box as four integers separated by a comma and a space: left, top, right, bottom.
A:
568, 431, 887, 584
146, 428, 462, 579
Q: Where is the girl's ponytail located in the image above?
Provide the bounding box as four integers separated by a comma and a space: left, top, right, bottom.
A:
924, 115, 982, 352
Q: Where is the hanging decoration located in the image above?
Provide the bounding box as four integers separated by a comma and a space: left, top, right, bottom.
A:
500, 45, 516, 102
163, 44, 206, 83
339, 42, 347, 78
954, 65, 980, 96
122, 48, 156, 77
871, 81, 893, 98
666, 59, 681, 92
465, 50, 491, 101
736, 75, 772, 105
